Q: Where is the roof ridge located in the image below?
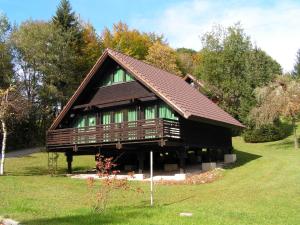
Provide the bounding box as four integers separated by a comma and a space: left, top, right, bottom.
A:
107, 48, 184, 79
107, 49, 190, 117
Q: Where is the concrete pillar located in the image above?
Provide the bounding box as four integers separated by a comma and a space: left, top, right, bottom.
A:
66, 151, 73, 174
137, 151, 145, 174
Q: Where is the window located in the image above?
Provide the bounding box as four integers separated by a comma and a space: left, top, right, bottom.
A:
73, 115, 96, 144
114, 111, 124, 123
75, 117, 86, 128
88, 115, 96, 127
102, 112, 111, 142
159, 103, 178, 120
113, 69, 124, 83
145, 106, 156, 120
101, 68, 135, 87
144, 106, 156, 139
102, 112, 111, 125
125, 72, 134, 82
74, 115, 97, 128
128, 109, 137, 122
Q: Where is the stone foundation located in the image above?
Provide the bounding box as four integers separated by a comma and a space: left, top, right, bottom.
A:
224, 154, 237, 163
202, 162, 216, 171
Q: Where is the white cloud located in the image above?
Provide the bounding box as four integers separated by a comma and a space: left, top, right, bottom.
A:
131, 0, 300, 72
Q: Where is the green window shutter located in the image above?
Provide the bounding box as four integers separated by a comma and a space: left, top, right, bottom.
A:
125, 72, 134, 82
102, 112, 111, 125
159, 104, 178, 120
159, 105, 167, 118
76, 117, 86, 128
88, 115, 96, 126
145, 106, 156, 120
113, 69, 124, 83
128, 109, 137, 121
114, 111, 124, 123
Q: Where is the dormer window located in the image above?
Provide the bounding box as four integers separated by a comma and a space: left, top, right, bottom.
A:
101, 68, 134, 87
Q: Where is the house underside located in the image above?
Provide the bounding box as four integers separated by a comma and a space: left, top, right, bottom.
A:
46, 49, 243, 173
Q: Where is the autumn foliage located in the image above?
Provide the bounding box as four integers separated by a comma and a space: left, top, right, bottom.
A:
87, 154, 142, 212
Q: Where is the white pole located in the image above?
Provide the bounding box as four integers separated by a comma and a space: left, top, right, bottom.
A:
150, 150, 153, 206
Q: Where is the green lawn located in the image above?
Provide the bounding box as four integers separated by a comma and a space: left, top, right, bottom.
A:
1, 134, 300, 225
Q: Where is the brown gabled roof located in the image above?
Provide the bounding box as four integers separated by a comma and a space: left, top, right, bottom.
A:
49, 48, 244, 130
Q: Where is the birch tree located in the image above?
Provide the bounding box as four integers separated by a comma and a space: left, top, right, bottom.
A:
0, 86, 27, 175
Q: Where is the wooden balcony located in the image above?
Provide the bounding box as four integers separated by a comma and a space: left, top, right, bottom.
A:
47, 118, 181, 150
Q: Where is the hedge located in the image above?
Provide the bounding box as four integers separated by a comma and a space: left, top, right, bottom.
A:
243, 123, 292, 143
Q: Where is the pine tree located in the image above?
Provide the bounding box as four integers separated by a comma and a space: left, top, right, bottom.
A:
52, 0, 78, 31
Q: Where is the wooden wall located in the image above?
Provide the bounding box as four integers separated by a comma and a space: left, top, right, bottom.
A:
180, 119, 232, 149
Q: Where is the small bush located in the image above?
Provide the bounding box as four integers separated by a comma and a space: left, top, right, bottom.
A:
243, 123, 292, 143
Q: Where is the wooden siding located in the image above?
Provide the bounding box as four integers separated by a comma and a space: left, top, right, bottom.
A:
88, 81, 154, 106
181, 119, 232, 149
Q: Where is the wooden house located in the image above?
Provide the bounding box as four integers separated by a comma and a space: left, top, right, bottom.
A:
46, 49, 244, 173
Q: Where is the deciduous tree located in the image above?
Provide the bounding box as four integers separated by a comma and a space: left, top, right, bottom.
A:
176, 48, 198, 75
0, 86, 28, 175
146, 42, 182, 75
102, 22, 163, 60
196, 24, 281, 123
251, 76, 300, 149
0, 13, 13, 88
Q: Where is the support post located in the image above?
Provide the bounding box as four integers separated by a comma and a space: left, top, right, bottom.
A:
150, 150, 153, 206
66, 151, 73, 174
178, 150, 186, 174
137, 151, 145, 174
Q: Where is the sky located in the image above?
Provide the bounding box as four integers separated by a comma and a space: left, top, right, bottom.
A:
1, 0, 300, 72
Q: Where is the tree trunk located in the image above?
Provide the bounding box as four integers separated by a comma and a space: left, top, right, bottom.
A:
292, 118, 298, 149
0, 119, 7, 175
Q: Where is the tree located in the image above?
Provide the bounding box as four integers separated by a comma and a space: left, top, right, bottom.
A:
52, 0, 79, 31
0, 13, 13, 88
11, 21, 79, 143
11, 1, 103, 146
292, 49, 300, 78
176, 48, 198, 75
196, 24, 281, 123
251, 76, 300, 149
145, 42, 182, 75
102, 22, 164, 60
81, 22, 103, 71
0, 86, 27, 175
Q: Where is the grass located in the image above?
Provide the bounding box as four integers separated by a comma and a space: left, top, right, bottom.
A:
1, 133, 300, 225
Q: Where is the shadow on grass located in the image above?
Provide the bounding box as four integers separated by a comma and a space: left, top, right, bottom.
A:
23, 206, 154, 225
224, 149, 262, 170
161, 195, 195, 206
6, 165, 93, 176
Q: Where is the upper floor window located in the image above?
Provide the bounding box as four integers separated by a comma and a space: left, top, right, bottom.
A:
101, 68, 134, 87
158, 103, 179, 121
74, 114, 96, 128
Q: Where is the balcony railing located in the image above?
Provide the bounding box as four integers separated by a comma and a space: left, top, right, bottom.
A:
47, 118, 181, 147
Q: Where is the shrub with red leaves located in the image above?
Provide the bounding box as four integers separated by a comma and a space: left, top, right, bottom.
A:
87, 154, 143, 212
